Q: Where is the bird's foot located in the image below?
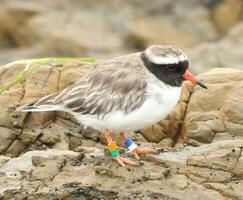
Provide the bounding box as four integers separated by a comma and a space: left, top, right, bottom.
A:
105, 131, 141, 167
121, 135, 159, 160
132, 147, 159, 160
113, 155, 141, 167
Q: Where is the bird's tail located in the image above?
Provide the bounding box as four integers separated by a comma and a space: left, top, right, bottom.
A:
17, 92, 63, 112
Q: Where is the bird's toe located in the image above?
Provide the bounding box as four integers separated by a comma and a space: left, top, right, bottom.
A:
133, 147, 159, 156
113, 155, 141, 166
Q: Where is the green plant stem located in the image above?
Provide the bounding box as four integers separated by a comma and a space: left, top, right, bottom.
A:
0, 57, 96, 95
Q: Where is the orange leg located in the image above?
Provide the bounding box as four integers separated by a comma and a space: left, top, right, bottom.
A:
104, 130, 140, 166
120, 132, 159, 160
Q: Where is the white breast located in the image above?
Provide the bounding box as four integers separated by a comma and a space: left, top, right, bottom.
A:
73, 82, 182, 133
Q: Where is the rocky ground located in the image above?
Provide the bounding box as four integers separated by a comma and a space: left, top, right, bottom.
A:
0, 139, 242, 200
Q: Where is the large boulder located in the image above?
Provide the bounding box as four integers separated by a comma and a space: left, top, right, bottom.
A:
181, 68, 243, 145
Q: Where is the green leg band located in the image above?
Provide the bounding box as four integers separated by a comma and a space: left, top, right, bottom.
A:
110, 149, 119, 157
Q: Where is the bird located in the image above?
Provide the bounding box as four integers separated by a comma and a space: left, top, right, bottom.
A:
18, 45, 207, 166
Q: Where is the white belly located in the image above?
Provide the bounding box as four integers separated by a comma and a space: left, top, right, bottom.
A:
73, 82, 181, 133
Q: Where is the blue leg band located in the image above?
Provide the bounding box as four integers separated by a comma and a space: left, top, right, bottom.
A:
124, 138, 133, 148
124, 138, 138, 152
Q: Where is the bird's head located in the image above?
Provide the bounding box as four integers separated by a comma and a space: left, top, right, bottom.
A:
141, 45, 207, 89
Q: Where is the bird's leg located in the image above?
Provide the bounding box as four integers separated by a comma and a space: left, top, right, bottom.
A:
104, 130, 140, 166
120, 132, 159, 160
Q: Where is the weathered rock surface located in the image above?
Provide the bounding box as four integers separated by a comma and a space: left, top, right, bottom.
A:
181, 68, 243, 145
0, 140, 242, 200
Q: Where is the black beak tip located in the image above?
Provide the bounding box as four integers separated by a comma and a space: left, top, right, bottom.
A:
197, 81, 208, 89
202, 84, 208, 89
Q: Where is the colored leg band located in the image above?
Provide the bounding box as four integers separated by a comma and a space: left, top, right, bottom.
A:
124, 138, 138, 152
108, 142, 118, 150
110, 149, 119, 157
108, 142, 119, 157
124, 138, 133, 147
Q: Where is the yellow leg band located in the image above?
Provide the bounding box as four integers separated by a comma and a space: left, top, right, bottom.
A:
108, 142, 118, 151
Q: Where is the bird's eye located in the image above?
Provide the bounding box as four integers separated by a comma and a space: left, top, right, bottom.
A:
166, 65, 176, 72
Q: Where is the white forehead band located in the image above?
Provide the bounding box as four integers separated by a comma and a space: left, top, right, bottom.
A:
145, 48, 188, 65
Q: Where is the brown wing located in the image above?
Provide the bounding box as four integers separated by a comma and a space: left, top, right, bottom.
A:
33, 55, 147, 118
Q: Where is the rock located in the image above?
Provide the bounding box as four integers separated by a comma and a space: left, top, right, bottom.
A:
235, 153, 243, 176
0, 149, 80, 174
127, 17, 201, 48
82, 127, 100, 141
80, 140, 97, 148
5, 139, 26, 157
187, 22, 243, 73
0, 140, 242, 199
38, 124, 62, 146
204, 181, 243, 200
181, 68, 243, 144
27, 12, 124, 55
0, 127, 17, 153
31, 155, 67, 182
158, 137, 173, 147
212, 0, 243, 33
19, 129, 41, 145
182, 166, 233, 184
139, 123, 165, 143
0, 156, 10, 168
126, 4, 218, 49
224, 122, 243, 136
68, 132, 83, 150
145, 140, 243, 182
188, 147, 241, 172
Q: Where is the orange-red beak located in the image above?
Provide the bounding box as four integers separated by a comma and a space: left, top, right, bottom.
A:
183, 70, 207, 89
